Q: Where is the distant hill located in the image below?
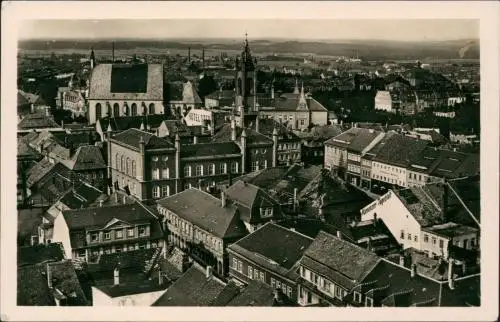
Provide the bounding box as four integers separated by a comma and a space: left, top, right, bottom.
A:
18, 38, 479, 60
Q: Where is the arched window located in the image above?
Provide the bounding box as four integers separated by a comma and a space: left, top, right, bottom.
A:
123, 103, 129, 116
195, 165, 203, 177
120, 155, 125, 172
149, 103, 155, 115
231, 162, 239, 174
209, 163, 215, 175
113, 103, 120, 117
219, 163, 227, 174
126, 158, 130, 175
95, 103, 102, 119
131, 103, 137, 116
115, 153, 120, 170
106, 103, 112, 117
184, 165, 192, 177
131, 160, 136, 177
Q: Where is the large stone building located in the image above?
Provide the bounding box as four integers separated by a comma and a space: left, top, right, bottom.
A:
87, 63, 164, 124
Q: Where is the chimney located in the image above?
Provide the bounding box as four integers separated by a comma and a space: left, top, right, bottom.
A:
271, 83, 275, 99
221, 191, 226, 207
30, 103, 35, 114
411, 263, 417, 277
399, 255, 405, 267
255, 116, 260, 133
46, 263, 53, 289
448, 260, 455, 289
115, 193, 118, 203
61, 120, 65, 129
336, 230, 342, 239
158, 270, 163, 285
231, 118, 236, 141
99, 200, 103, 207
193, 135, 198, 144
123, 195, 126, 204
114, 267, 120, 285
206, 266, 213, 279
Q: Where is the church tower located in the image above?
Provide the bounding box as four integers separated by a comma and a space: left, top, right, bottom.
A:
234, 33, 258, 127
90, 48, 96, 70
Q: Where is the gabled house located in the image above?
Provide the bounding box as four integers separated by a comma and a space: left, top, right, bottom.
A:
225, 180, 283, 232
228, 223, 313, 303
297, 231, 380, 306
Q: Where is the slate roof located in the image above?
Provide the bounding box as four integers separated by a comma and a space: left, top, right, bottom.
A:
18, 113, 60, 130
180, 142, 241, 160
18, 260, 88, 306
95, 279, 167, 298
112, 128, 174, 150
294, 125, 343, 142
225, 180, 283, 224
51, 131, 100, 149
422, 222, 478, 239
371, 134, 429, 167
60, 145, 106, 171
157, 188, 248, 239
26, 159, 70, 188
355, 259, 480, 307
58, 182, 105, 210
18, 243, 65, 266
19, 90, 44, 105
324, 127, 384, 153
226, 281, 292, 306
18, 139, 42, 160
89, 64, 163, 100
98, 115, 173, 132
87, 248, 157, 275
248, 118, 300, 141
301, 231, 380, 290
181, 81, 202, 104
152, 265, 228, 306
160, 120, 193, 137
229, 223, 313, 279
270, 95, 327, 112
395, 188, 444, 227
211, 124, 274, 146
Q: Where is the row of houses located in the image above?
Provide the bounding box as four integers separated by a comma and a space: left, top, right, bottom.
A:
324, 127, 479, 192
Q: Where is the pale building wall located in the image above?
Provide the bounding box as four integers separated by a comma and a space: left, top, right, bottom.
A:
52, 214, 72, 259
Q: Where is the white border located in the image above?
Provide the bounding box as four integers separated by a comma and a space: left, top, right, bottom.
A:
2, 1, 499, 321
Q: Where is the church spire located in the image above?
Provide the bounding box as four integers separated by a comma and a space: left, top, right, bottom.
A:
298, 82, 307, 109
90, 47, 96, 69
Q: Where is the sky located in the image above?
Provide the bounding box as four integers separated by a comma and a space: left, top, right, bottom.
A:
18, 19, 479, 42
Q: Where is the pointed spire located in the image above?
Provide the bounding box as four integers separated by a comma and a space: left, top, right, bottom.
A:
106, 122, 112, 133
272, 127, 278, 136
298, 82, 307, 108
241, 128, 247, 138
293, 78, 299, 94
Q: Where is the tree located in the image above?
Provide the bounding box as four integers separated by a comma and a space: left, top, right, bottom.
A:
197, 75, 218, 100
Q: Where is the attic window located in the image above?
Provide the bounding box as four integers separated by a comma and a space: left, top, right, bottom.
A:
354, 291, 362, 303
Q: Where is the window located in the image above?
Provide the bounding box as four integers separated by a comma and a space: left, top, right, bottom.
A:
131, 161, 136, 177
184, 165, 192, 177
323, 280, 331, 292
237, 259, 243, 273
276, 280, 281, 289
131, 103, 137, 116
335, 286, 342, 299
219, 163, 227, 174
91, 233, 98, 242
231, 162, 239, 174
126, 158, 130, 175
162, 185, 170, 197
149, 103, 155, 114
127, 228, 134, 237
232, 257, 238, 269
262, 160, 268, 169
287, 286, 292, 297
354, 291, 362, 303
116, 230, 123, 239
113, 103, 120, 117
78, 250, 86, 258
400, 230, 405, 239
153, 186, 160, 198
116, 153, 120, 170
251, 161, 259, 172
195, 165, 203, 176
139, 226, 146, 236
432, 237, 437, 245
407, 233, 412, 240
95, 103, 102, 119
208, 163, 215, 175
365, 297, 373, 307
300, 119, 305, 126
248, 266, 253, 278
104, 231, 111, 240
271, 277, 275, 288
260, 272, 264, 282
424, 234, 429, 243
439, 239, 444, 249
414, 235, 418, 242
254, 270, 259, 280
162, 168, 170, 179
121, 156, 125, 172
152, 168, 160, 180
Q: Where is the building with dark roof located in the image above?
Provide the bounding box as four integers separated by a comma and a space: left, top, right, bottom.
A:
166, 80, 203, 119
96, 114, 174, 141
297, 231, 380, 307
224, 180, 283, 230
225, 280, 296, 306
52, 202, 164, 262
18, 260, 89, 306
87, 63, 164, 124
25, 159, 73, 206
18, 110, 61, 131
228, 223, 313, 303
18, 242, 65, 266
157, 188, 248, 277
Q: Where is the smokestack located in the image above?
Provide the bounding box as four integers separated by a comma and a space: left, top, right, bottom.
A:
411, 264, 417, 277
221, 191, 226, 207
112, 42, 115, 63
448, 260, 455, 289
114, 267, 120, 285
206, 266, 213, 279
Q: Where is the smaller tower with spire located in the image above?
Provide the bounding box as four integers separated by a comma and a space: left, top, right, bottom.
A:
90, 48, 96, 69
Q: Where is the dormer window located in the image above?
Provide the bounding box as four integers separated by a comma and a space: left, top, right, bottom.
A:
365, 297, 373, 307
261, 207, 273, 218
90, 233, 98, 242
